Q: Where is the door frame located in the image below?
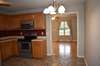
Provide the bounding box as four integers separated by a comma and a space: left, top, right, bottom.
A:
46, 12, 81, 57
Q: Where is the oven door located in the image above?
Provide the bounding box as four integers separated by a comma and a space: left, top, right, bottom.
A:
18, 39, 32, 58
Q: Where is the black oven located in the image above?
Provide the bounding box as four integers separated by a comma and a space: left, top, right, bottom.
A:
18, 36, 37, 57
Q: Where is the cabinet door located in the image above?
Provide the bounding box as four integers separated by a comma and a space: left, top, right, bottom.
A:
5, 42, 12, 59
0, 40, 19, 60
0, 42, 9, 60
6, 16, 21, 30
12, 40, 19, 56
34, 13, 46, 29
0, 49, 1, 65
32, 40, 46, 58
22, 15, 33, 20
0, 15, 6, 30
1, 42, 12, 60
0, 43, 6, 60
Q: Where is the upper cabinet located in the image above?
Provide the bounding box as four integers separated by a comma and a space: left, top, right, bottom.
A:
11, 15, 33, 30
0, 15, 7, 30
5, 16, 21, 30
0, 12, 46, 30
0, 14, 21, 30
33, 12, 46, 29
13, 12, 46, 30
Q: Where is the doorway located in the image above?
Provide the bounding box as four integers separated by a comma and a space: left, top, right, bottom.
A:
52, 14, 77, 58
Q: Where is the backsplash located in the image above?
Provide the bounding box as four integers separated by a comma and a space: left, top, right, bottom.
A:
0, 29, 46, 37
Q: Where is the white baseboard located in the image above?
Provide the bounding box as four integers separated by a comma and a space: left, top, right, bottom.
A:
77, 56, 84, 58
77, 56, 88, 66
84, 58, 88, 66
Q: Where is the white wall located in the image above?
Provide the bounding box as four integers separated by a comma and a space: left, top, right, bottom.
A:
65, 3, 85, 57
85, 0, 100, 66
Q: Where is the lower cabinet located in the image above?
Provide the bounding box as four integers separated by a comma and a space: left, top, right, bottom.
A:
11, 40, 19, 56
32, 40, 46, 58
0, 50, 2, 66
0, 39, 19, 60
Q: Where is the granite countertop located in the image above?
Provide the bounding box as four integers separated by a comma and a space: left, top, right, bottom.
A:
0, 36, 24, 41
32, 36, 46, 41
37, 36, 46, 39
0, 36, 46, 42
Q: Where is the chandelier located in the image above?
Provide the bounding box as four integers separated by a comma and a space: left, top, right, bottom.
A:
43, 0, 65, 15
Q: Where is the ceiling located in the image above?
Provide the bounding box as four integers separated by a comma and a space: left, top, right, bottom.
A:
0, 0, 85, 13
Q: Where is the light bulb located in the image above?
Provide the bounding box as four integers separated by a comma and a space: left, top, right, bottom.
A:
51, 17, 55, 20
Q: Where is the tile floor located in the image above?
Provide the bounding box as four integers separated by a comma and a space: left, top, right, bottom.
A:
2, 42, 86, 66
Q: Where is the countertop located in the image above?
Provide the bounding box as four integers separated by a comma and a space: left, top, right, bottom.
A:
0, 36, 46, 42
32, 36, 46, 41
0, 36, 24, 41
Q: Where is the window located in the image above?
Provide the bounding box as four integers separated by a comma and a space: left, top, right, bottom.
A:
59, 21, 71, 36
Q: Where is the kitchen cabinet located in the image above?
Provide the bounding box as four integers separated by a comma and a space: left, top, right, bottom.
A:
10, 12, 46, 30
0, 15, 6, 30
0, 42, 10, 60
5, 15, 24, 30
33, 12, 46, 29
11, 40, 19, 56
0, 50, 2, 66
0, 15, 20, 30
6, 16, 21, 30
21, 15, 33, 20
15, 12, 46, 30
0, 12, 46, 30
0, 39, 19, 60
31, 39, 46, 58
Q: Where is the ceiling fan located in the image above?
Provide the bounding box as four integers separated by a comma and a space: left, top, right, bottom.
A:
0, 0, 11, 7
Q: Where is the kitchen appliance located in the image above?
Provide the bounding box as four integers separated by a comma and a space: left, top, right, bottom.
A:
21, 20, 34, 30
18, 20, 36, 57
18, 35, 37, 58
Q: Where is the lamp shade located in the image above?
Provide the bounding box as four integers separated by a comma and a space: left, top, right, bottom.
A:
58, 5, 65, 14
48, 5, 56, 12
43, 8, 49, 14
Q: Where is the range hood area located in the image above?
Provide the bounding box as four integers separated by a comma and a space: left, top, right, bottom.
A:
0, 0, 11, 7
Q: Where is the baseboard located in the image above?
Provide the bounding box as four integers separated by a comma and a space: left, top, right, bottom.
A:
77, 56, 88, 66
84, 58, 88, 66
77, 56, 84, 58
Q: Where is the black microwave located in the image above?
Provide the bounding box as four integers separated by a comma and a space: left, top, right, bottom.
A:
21, 20, 34, 30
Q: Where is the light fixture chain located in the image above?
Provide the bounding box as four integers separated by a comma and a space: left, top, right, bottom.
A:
48, 0, 50, 4
59, 0, 64, 4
